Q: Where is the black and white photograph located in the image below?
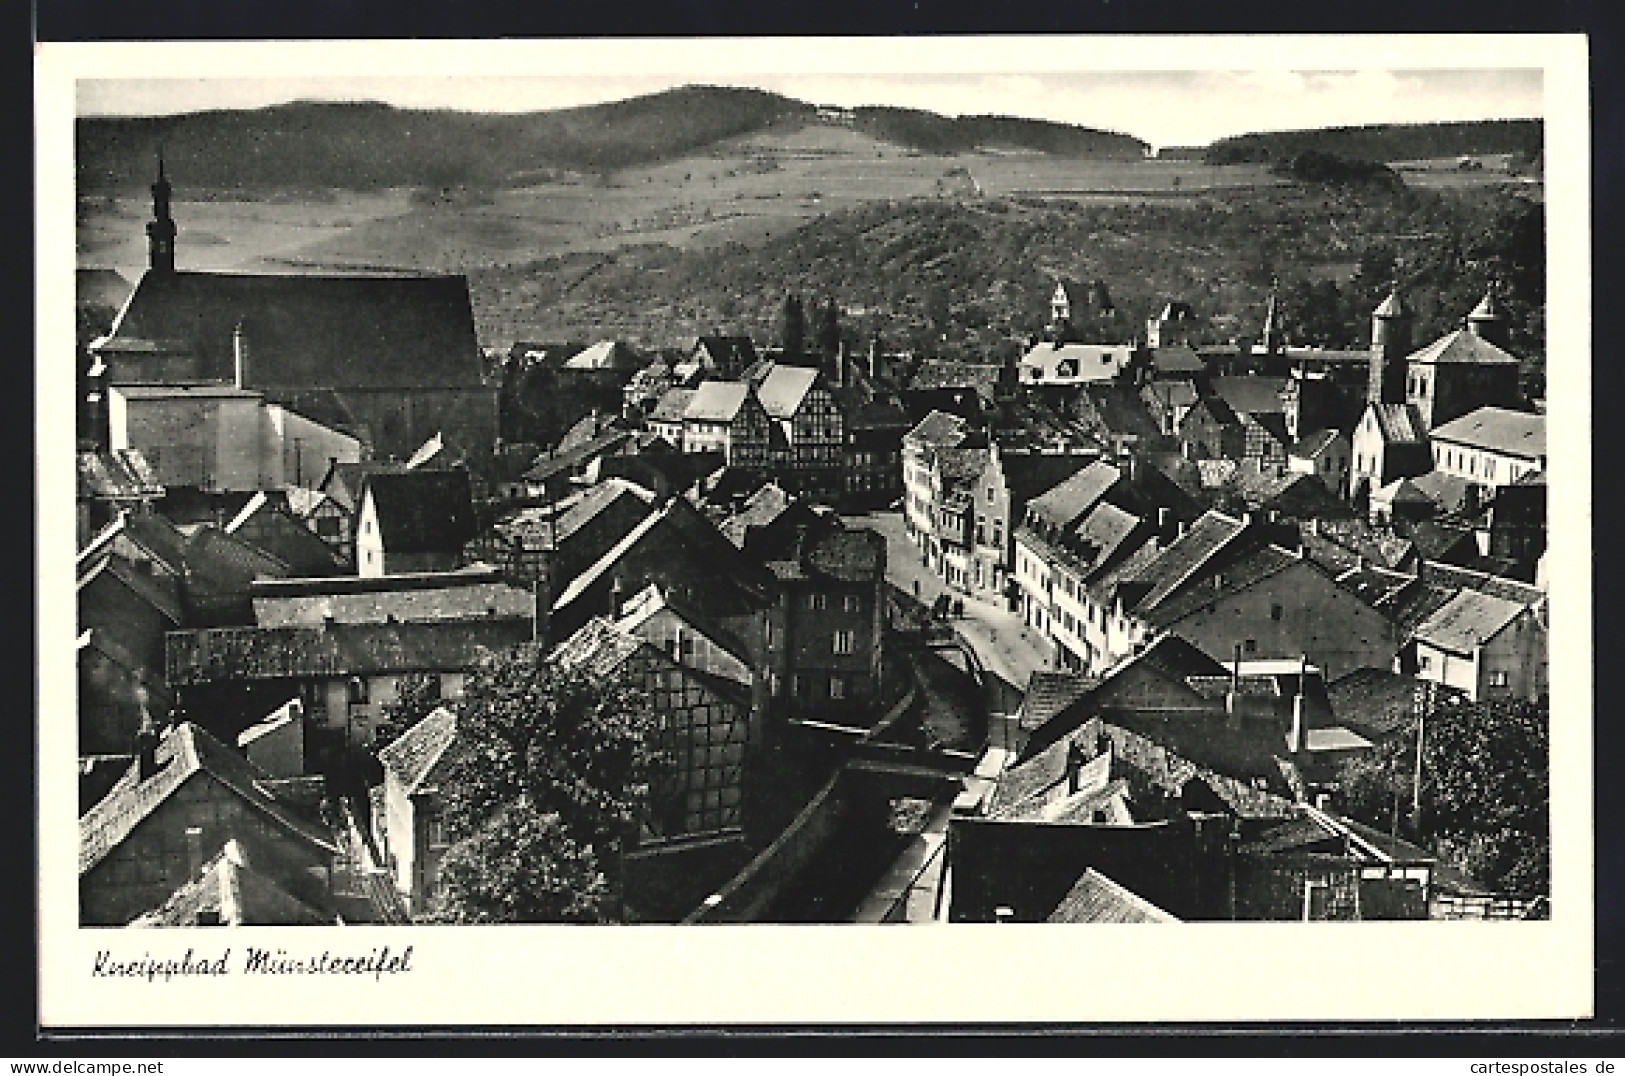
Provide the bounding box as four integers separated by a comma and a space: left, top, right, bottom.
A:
37, 35, 1592, 1026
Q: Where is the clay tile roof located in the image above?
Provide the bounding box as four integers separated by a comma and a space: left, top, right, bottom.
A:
805, 526, 886, 582
376, 706, 460, 796
1124, 510, 1249, 613
361, 470, 476, 554
1428, 406, 1545, 459
79, 723, 336, 876
1211, 376, 1289, 416
1026, 460, 1122, 528
1046, 868, 1181, 924
1018, 671, 1101, 732
1149, 344, 1205, 375
904, 409, 971, 448
549, 616, 649, 680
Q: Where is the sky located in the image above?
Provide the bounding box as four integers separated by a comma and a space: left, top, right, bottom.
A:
75, 62, 1544, 151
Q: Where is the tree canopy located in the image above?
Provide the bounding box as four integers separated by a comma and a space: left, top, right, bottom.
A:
1336, 693, 1549, 897
418, 642, 672, 923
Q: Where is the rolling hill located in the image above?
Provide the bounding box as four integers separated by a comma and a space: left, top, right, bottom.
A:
76, 85, 1147, 194
1203, 119, 1543, 166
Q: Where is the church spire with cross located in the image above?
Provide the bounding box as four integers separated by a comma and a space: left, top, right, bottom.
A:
146, 150, 176, 274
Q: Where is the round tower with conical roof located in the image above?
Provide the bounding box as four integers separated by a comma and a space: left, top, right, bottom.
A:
1368, 285, 1412, 406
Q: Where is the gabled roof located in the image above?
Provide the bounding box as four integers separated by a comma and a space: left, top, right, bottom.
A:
99, 270, 484, 390
995, 451, 1098, 506
1047, 868, 1181, 924
1144, 379, 1200, 409
1211, 376, 1289, 416
1408, 470, 1476, 512
320, 459, 410, 514
1420, 561, 1544, 607
77, 550, 186, 626
1407, 327, 1519, 366
615, 583, 753, 669
377, 706, 460, 797
549, 615, 649, 680
803, 526, 886, 583
1289, 428, 1344, 460
716, 482, 796, 548
1367, 402, 1428, 445
754, 365, 822, 419
77, 450, 164, 501
80, 722, 337, 876
1019, 341, 1136, 382
1373, 289, 1409, 318
563, 340, 642, 371
1371, 477, 1435, 506
1148, 344, 1205, 375
129, 839, 333, 927
684, 381, 754, 423
693, 335, 759, 371
522, 429, 636, 484
1123, 510, 1250, 614
1026, 460, 1121, 529
1141, 544, 1302, 628
1428, 406, 1544, 460
1412, 589, 1530, 655
1017, 671, 1101, 733
361, 469, 476, 554
649, 387, 698, 424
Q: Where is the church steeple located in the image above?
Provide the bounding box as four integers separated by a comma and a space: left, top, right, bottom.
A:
146, 150, 176, 274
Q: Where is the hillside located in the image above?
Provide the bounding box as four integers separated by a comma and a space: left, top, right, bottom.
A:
851, 107, 1147, 158
76, 85, 1149, 194
1204, 119, 1543, 166
76, 86, 817, 192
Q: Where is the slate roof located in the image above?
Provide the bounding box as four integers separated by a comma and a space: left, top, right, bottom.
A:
77, 551, 185, 626
1299, 520, 1416, 574
1333, 564, 1417, 609
754, 365, 821, 419
1144, 379, 1200, 410
376, 706, 460, 797
1288, 428, 1342, 460
1369, 403, 1428, 445
1413, 590, 1529, 655
521, 430, 637, 484
253, 578, 533, 628
1407, 327, 1519, 366
997, 452, 1098, 506
129, 839, 333, 927
649, 387, 698, 424
362, 470, 476, 554
910, 360, 1004, 402
99, 270, 484, 390
1047, 868, 1181, 924
166, 618, 532, 685
1327, 668, 1429, 740
1428, 407, 1545, 460
557, 411, 626, 453
77, 450, 164, 501
78, 267, 133, 311
1212, 376, 1289, 416
1408, 470, 1477, 513
1371, 477, 1435, 507
1227, 469, 1346, 517
79, 722, 336, 876
685, 381, 753, 423
1148, 345, 1205, 376
1242, 808, 1434, 864
1077, 383, 1163, 440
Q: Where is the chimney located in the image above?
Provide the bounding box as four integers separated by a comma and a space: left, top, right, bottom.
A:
1226, 643, 1243, 724
609, 576, 624, 618
1157, 506, 1170, 539
1289, 654, 1308, 756
185, 825, 205, 879
134, 690, 160, 780
232, 321, 249, 389
1066, 741, 1087, 794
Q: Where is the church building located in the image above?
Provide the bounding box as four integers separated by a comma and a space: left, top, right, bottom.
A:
87, 159, 499, 463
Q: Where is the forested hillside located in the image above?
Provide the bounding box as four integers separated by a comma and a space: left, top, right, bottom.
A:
851, 107, 1147, 158
469, 183, 1545, 392
1205, 119, 1543, 165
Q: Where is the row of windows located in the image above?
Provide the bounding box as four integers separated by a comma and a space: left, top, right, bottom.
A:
772, 672, 854, 700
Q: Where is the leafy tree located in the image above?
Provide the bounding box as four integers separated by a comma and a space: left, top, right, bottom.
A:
425, 643, 672, 923
780, 293, 806, 356
1337, 694, 1549, 896
424, 800, 609, 924
372, 672, 445, 753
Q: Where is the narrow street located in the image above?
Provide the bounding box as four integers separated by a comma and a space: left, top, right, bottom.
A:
848, 511, 1051, 703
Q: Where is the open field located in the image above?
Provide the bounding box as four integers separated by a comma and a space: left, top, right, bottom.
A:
76, 125, 1285, 281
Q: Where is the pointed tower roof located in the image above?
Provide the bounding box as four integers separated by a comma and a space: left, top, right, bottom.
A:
1469, 286, 1507, 323
1373, 288, 1409, 319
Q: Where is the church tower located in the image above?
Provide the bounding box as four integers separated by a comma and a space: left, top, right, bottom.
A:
146, 153, 176, 274
1368, 286, 1412, 405
1467, 284, 1510, 349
